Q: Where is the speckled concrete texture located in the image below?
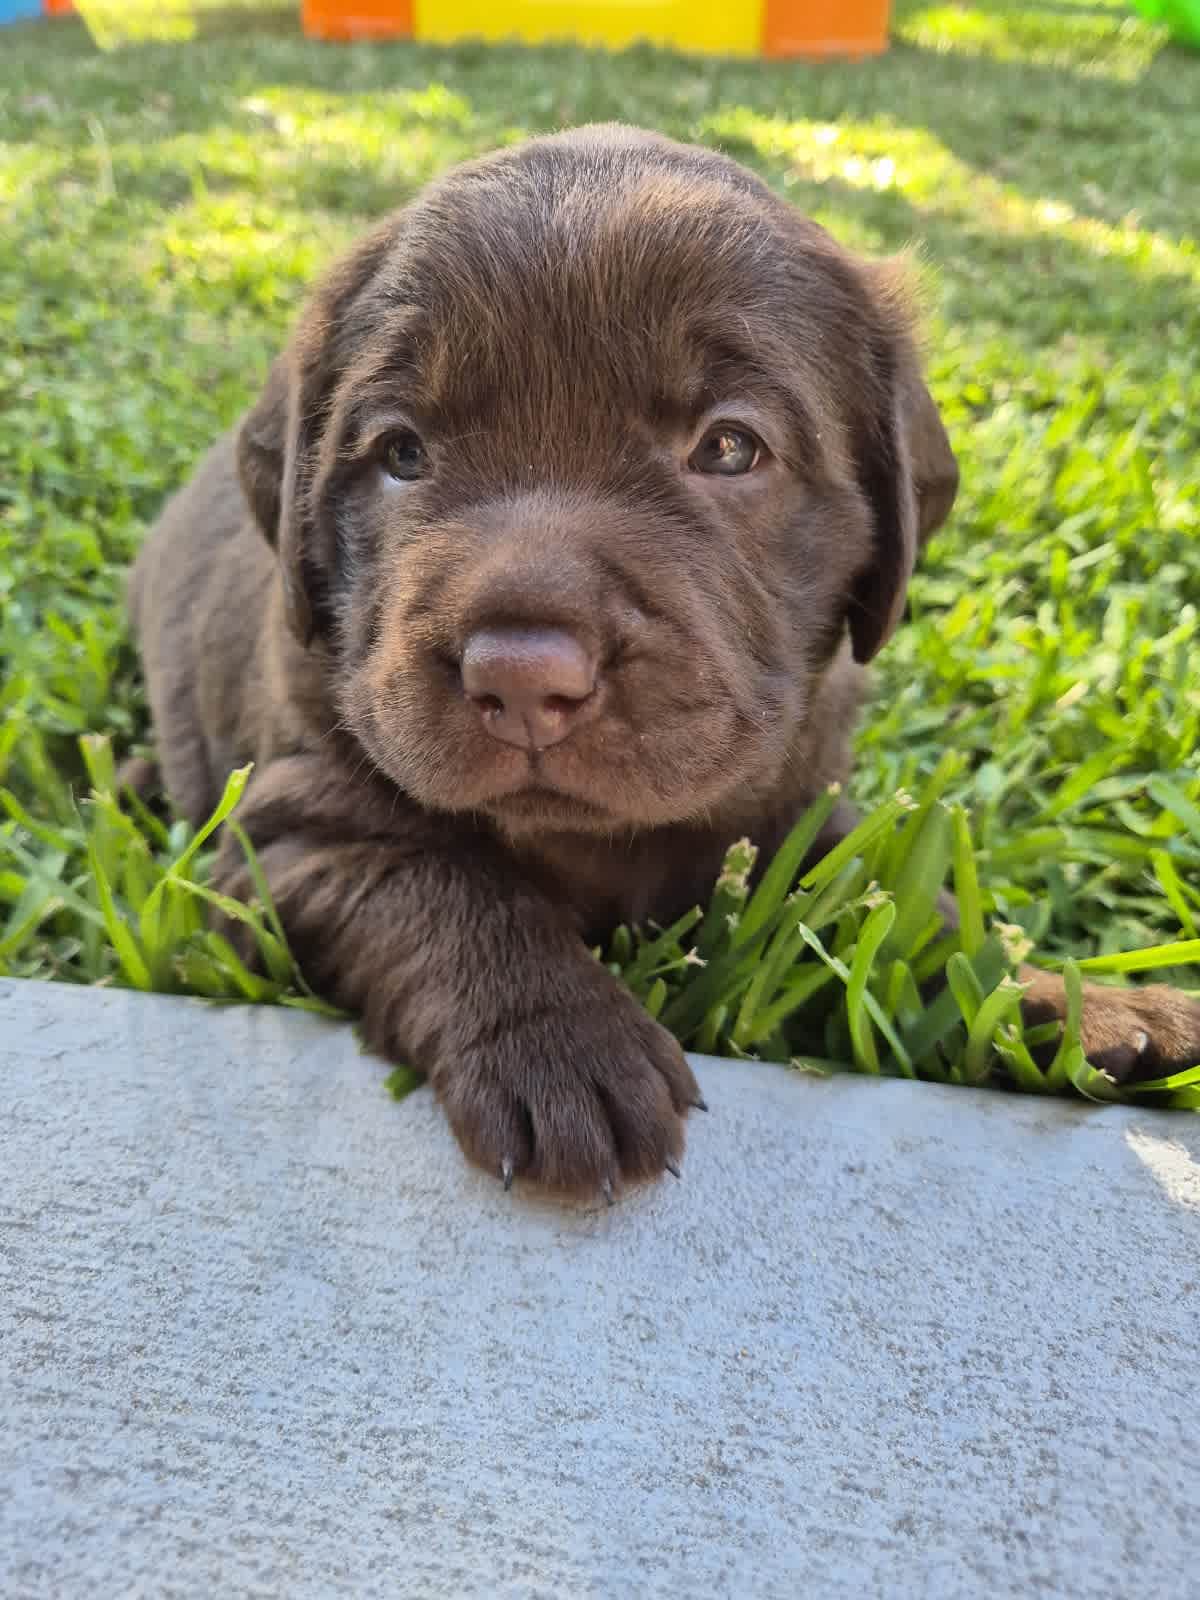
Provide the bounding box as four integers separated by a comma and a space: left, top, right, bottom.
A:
2, 977, 1198, 1598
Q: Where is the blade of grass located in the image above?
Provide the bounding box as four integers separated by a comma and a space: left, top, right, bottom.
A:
1, 832, 106, 928
119, 774, 172, 849
619, 906, 704, 990
993, 1022, 1052, 1093
794, 859, 870, 935
1066, 1050, 1125, 1103
694, 837, 756, 957
737, 964, 837, 1049
1150, 851, 1198, 939
797, 793, 917, 895
200, 930, 278, 1002
660, 901, 790, 1038
884, 959, 924, 1033
225, 817, 308, 989
734, 784, 840, 947
951, 805, 986, 959
1147, 777, 1200, 844
911, 930, 963, 986
79, 732, 119, 795
877, 750, 963, 886
844, 900, 896, 1074
84, 834, 151, 989
981, 829, 1070, 870
1071, 939, 1200, 975
1041, 959, 1084, 1092
945, 951, 985, 1028
694, 1003, 728, 1056
883, 802, 954, 962
279, 993, 350, 1019
0, 881, 67, 962
1037, 748, 1128, 820
1112, 1063, 1200, 1095
795, 920, 914, 1076
643, 977, 668, 1019
900, 935, 1011, 1067
963, 975, 1025, 1084
0, 790, 80, 855
160, 765, 254, 888
138, 766, 254, 954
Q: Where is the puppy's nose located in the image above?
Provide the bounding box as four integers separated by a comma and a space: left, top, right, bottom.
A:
460, 627, 598, 750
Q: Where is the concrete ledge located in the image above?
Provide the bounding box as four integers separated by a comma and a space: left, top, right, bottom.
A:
2, 978, 1198, 1598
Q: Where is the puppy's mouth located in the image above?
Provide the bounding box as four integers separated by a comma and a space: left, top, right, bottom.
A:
354, 652, 775, 835
481, 774, 618, 828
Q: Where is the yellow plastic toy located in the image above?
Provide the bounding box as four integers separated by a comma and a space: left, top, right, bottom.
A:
301, 0, 891, 58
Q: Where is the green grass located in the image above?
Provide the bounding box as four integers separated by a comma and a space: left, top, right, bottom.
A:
1, 2, 1198, 1106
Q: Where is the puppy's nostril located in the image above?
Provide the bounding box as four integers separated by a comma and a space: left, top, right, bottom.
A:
544, 693, 586, 718
460, 627, 599, 751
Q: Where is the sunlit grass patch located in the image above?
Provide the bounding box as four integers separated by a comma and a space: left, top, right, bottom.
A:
896, 1, 1170, 81
77, 0, 293, 50
700, 108, 1200, 286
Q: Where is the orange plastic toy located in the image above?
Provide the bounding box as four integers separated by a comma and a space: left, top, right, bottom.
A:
301, 0, 890, 57
764, 0, 888, 57
301, 0, 411, 38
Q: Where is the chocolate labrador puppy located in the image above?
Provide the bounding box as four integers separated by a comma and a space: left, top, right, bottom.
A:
130, 125, 1200, 1196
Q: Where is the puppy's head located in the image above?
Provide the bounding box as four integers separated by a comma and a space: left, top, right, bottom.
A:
238, 126, 957, 836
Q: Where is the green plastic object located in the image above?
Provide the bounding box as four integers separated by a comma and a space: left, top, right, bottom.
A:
1131, 0, 1200, 48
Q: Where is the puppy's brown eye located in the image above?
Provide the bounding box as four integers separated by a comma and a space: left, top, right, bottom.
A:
381, 430, 428, 482
689, 425, 761, 477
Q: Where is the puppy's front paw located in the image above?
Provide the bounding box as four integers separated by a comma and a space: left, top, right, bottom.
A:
431, 971, 701, 1200
1022, 969, 1200, 1084
1077, 985, 1200, 1083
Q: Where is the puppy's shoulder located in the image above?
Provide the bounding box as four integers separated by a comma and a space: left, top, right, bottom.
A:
129, 431, 265, 633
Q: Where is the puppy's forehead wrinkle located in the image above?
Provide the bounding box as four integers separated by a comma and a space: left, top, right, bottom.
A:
348, 146, 868, 450
370, 319, 823, 472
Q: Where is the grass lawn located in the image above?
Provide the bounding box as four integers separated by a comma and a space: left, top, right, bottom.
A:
2, 1, 1198, 1103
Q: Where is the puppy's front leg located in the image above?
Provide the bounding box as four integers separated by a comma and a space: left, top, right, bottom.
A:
213, 755, 700, 1197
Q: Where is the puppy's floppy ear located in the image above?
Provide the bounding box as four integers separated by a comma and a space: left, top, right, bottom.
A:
846, 262, 958, 664
236, 347, 317, 646
237, 355, 288, 550
235, 218, 399, 646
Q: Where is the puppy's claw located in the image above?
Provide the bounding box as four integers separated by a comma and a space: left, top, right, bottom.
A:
601, 1177, 616, 1208
665, 1158, 682, 1180
690, 1094, 709, 1113
501, 1157, 515, 1192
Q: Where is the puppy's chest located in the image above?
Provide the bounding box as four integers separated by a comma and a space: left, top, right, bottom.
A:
516, 831, 738, 944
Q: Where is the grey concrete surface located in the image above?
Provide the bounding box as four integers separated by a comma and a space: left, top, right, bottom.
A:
1, 978, 1198, 1599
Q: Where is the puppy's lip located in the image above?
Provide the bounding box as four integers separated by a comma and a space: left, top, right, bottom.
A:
491, 782, 610, 814
476, 777, 624, 828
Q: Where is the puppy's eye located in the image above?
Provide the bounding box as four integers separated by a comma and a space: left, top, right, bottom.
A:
688, 425, 761, 477
381, 430, 429, 482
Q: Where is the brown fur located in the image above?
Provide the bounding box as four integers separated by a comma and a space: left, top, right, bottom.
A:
129, 126, 1200, 1196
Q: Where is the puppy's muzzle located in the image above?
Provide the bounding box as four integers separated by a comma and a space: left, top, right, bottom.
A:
460, 627, 600, 751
